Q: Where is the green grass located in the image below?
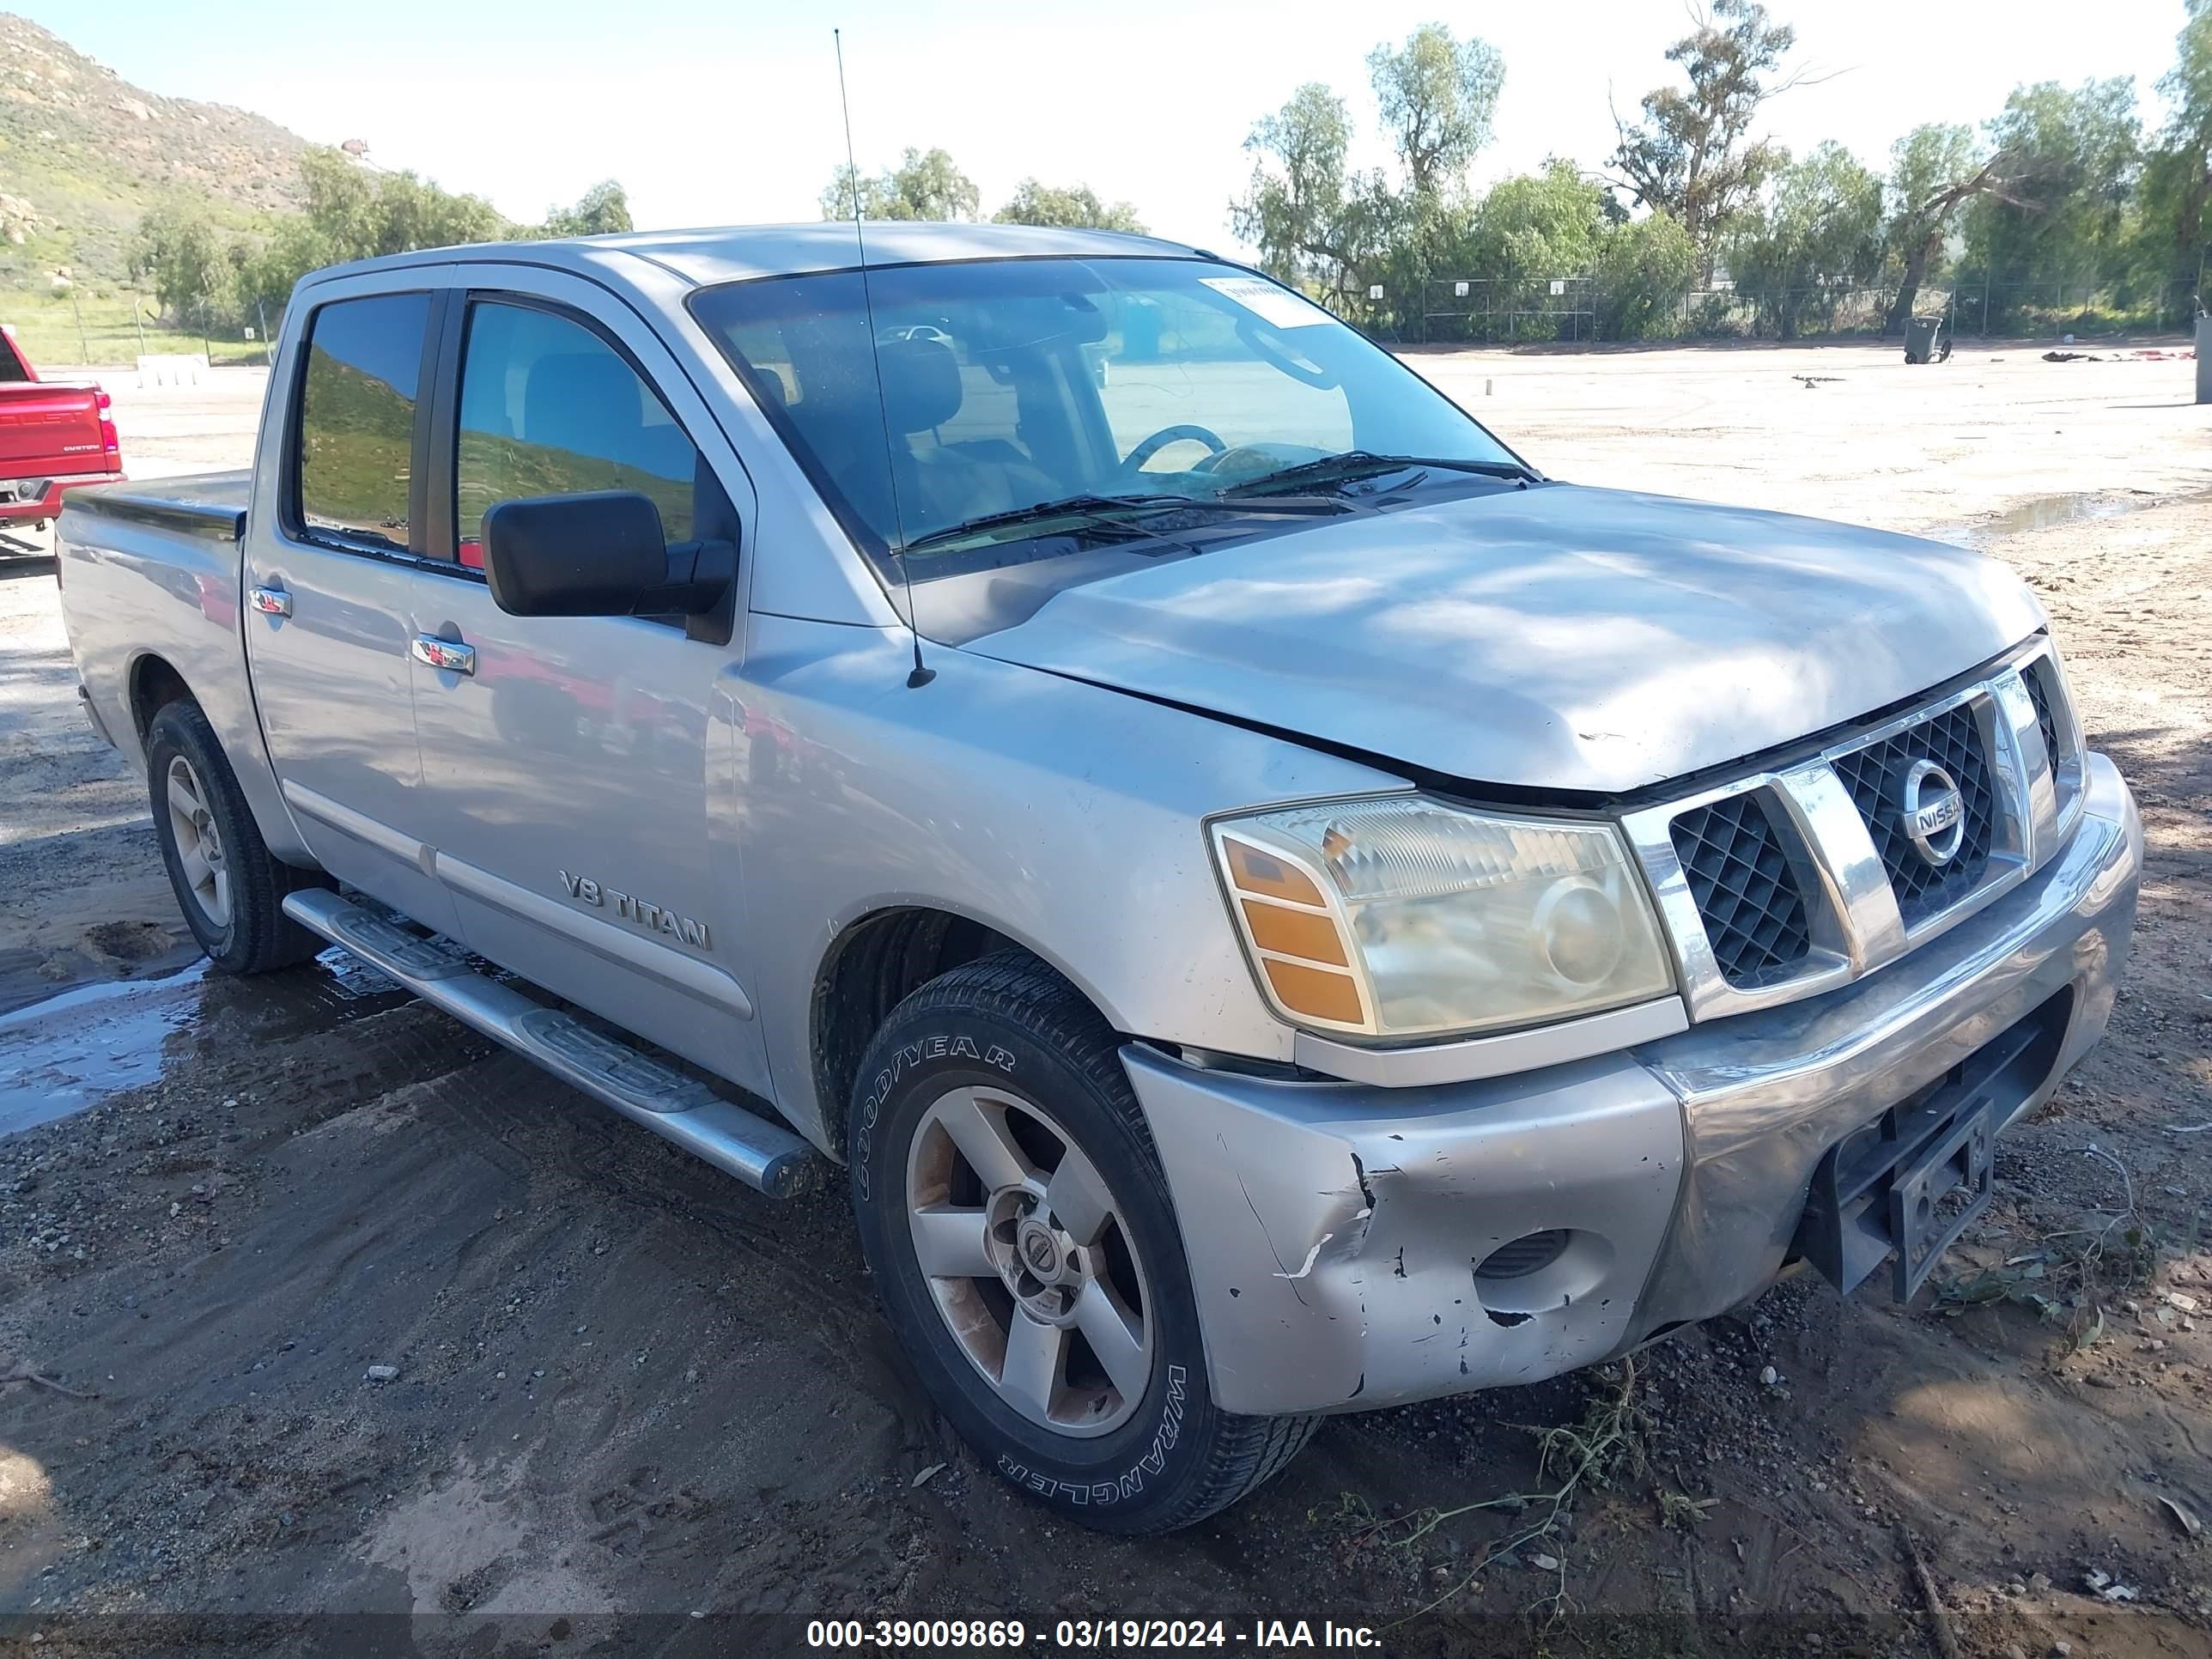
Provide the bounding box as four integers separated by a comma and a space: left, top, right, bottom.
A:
0, 283, 273, 369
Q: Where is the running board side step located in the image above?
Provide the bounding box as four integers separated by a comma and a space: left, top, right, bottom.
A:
283, 890, 822, 1198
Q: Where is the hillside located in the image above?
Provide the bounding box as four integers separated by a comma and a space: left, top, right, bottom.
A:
0, 12, 310, 282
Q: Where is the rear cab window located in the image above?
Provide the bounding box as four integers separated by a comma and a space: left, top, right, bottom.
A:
292, 292, 431, 553
453, 301, 702, 569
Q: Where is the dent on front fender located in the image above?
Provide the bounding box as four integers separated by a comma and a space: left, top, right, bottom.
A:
1121, 1042, 1686, 1417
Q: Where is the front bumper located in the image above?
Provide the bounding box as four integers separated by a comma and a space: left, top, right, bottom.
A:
1125, 752, 2141, 1417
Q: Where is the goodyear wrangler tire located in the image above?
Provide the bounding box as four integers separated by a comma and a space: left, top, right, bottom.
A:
849, 951, 1317, 1534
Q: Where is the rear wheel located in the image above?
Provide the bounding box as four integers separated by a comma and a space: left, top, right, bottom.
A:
848, 951, 1317, 1534
145, 700, 322, 975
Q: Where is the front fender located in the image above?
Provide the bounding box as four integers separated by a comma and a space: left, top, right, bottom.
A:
731, 615, 1406, 1150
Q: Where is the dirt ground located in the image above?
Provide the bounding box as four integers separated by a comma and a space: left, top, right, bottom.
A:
0, 343, 2206, 1657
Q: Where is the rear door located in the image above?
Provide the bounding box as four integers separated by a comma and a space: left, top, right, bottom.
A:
404, 271, 769, 1095
242, 280, 460, 933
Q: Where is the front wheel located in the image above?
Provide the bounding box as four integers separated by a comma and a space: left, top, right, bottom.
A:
848, 952, 1316, 1534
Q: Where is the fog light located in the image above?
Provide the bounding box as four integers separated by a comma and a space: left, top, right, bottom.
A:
1474, 1230, 1571, 1281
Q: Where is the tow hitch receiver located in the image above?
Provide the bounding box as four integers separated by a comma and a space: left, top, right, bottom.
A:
1795, 1012, 2052, 1303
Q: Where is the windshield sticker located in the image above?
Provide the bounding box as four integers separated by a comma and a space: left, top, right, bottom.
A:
1200, 276, 1331, 330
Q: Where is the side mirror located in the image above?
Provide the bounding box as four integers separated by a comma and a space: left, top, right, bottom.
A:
483, 490, 669, 616
481, 491, 735, 629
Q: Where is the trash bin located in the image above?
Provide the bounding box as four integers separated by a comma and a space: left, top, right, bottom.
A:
1904, 315, 1949, 365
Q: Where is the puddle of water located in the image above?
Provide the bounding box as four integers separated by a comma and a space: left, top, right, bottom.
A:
1980, 493, 2140, 540
0, 961, 210, 1138
0, 946, 411, 1139
1938, 490, 2154, 549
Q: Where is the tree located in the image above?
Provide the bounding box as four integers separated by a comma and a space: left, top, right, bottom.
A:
232, 147, 516, 326
369, 167, 507, 257
1724, 141, 1884, 337
130, 202, 239, 328
1595, 211, 1698, 340
1366, 23, 1504, 204
818, 149, 980, 222
2135, 3, 2212, 311
541, 180, 635, 238
1962, 79, 2139, 292
1608, 0, 1820, 272
1446, 161, 1609, 288
1230, 83, 1382, 300
994, 179, 1145, 233
1411, 162, 1609, 341
1881, 125, 2030, 331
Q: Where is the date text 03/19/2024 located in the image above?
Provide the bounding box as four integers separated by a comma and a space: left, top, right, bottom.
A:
803, 1620, 1384, 1650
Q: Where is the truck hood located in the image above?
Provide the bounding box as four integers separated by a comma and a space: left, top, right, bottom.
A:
960, 483, 2045, 796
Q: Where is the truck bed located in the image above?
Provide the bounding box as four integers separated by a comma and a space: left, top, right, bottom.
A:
53, 467, 295, 870
0, 326, 125, 524
62, 470, 250, 541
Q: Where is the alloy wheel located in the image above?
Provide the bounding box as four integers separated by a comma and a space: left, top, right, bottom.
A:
904, 1085, 1153, 1437
164, 755, 231, 929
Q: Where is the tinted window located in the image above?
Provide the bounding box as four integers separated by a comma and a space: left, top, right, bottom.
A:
1094, 288, 1350, 459
454, 302, 699, 567
295, 293, 429, 551
690, 257, 1519, 583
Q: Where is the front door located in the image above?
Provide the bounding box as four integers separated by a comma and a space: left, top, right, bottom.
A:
242, 283, 459, 933
405, 281, 766, 1095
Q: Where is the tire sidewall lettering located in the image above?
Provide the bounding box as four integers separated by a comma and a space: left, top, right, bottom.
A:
848, 988, 1233, 1528
992, 1364, 1189, 1506
853, 1033, 1013, 1201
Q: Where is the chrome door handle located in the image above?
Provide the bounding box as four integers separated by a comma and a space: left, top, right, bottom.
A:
410, 635, 477, 676
248, 585, 291, 617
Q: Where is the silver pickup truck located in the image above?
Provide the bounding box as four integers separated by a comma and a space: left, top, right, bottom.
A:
56, 223, 2140, 1534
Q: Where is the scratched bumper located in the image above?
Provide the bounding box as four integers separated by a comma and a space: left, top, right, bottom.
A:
1126, 752, 2140, 1417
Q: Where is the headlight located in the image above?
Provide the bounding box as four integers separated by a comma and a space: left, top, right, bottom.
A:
1211, 795, 1674, 1041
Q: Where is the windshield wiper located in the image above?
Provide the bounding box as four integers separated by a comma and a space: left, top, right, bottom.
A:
1217, 451, 1541, 498
900, 490, 1342, 555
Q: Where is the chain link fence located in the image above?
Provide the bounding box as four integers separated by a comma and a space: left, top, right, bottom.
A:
0, 287, 275, 369
14, 270, 2197, 367
1375, 273, 2198, 348
1421, 276, 1600, 345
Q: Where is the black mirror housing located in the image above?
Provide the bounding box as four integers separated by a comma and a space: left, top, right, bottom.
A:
480, 490, 737, 646
482, 490, 672, 617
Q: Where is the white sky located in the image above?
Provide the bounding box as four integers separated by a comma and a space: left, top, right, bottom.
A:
39, 0, 2191, 248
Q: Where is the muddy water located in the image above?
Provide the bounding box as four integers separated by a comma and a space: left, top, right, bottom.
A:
1940, 489, 2191, 549
0, 945, 409, 1136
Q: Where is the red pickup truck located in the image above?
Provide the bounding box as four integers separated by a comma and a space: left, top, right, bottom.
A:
0, 324, 123, 534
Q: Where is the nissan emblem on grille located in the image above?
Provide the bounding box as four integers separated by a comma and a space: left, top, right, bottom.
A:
1898, 759, 1966, 866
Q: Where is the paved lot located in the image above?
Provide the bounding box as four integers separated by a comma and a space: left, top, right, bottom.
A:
0, 343, 2206, 1655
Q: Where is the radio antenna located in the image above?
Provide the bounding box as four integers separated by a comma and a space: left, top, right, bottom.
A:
835, 27, 933, 689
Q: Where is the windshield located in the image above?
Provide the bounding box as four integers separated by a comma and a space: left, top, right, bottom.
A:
688, 257, 1527, 584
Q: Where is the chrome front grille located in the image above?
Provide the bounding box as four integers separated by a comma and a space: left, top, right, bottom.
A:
1621, 638, 2082, 1023
1832, 701, 1996, 927
1668, 793, 1812, 988
2023, 662, 2060, 775
2021, 655, 2082, 823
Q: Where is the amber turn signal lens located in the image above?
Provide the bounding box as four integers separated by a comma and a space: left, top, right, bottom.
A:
1240, 899, 1348, 965
1261, 958, 1364, 1026
1222, 837, 1326, 907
